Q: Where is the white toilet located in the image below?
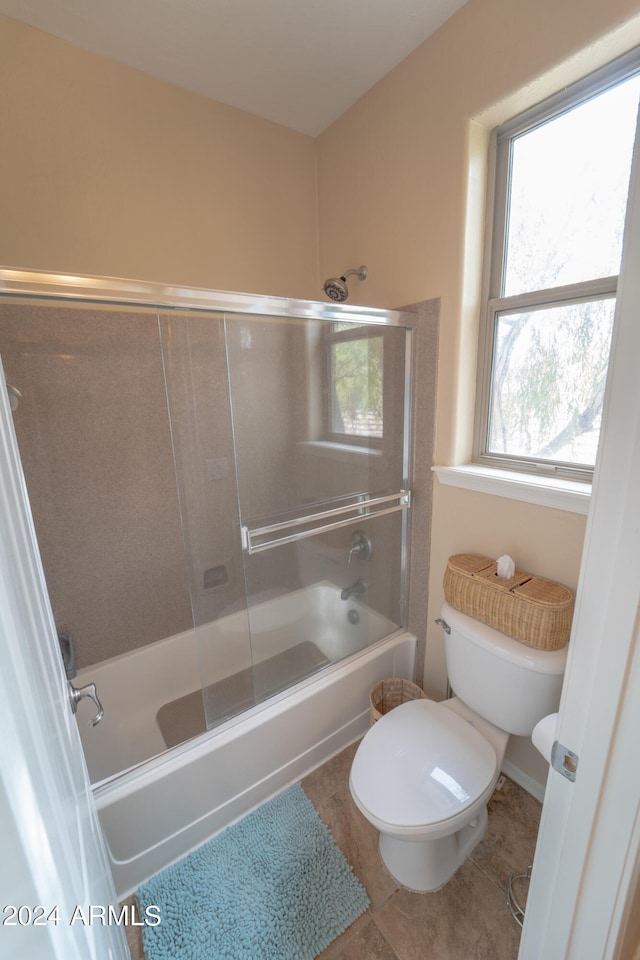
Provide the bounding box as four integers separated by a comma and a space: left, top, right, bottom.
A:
349, 600, 567, 892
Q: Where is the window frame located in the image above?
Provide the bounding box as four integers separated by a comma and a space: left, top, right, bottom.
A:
473, 48, 640, 482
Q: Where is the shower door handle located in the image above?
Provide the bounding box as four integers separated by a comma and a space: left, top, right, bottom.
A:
68, 680, 104, 727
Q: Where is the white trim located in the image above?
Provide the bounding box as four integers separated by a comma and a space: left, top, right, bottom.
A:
489, 275, 617, 312
433, 464, 590, 515
501, 758, 546, 805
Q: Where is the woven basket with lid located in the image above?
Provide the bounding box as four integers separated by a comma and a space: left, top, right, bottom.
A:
443, 553, 573, 650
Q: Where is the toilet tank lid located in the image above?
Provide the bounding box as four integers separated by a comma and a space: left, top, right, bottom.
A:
441, 601, 568, 675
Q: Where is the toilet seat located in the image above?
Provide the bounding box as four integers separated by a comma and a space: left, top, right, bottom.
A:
350, 699, 497, 830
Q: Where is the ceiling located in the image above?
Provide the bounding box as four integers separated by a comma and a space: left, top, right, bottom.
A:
0, 0, 468, 136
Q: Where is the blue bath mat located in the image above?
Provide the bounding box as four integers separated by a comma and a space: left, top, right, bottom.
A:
136, 783, 370, 960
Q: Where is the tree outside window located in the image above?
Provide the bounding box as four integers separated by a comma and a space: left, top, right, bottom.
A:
327, 323, 383, 442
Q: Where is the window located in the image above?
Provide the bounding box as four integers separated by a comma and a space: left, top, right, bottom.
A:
475, 53, 640, 481
326, 322, 384, 445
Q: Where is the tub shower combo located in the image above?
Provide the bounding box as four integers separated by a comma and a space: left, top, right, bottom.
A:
0, 270, 418, 896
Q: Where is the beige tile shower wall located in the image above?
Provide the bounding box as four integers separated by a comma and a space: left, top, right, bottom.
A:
224, 315, 303, 602
0, 15, 318, 301
291, 300, 440, 648
158, 310, 304, 626
290, 321, 413, 626
0, 302, 193, 669
226, 316, 299, 521
157, 311, 249, 628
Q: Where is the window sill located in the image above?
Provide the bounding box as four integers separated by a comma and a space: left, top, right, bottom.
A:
297, 440, 386, 462
433, 464, 591, 515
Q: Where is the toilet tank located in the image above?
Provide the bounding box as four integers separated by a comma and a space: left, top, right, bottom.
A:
440, 601, 568, 736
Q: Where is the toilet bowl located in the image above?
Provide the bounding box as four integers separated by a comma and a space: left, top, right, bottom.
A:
350, 697, 508, 890
349, 601, 567, 891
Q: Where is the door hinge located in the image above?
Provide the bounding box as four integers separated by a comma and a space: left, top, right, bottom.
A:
551, 741, 579, 782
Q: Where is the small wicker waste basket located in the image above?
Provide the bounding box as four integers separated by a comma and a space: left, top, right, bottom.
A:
369, 678, 426, 725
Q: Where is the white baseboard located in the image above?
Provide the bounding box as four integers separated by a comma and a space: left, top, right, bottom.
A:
501, 758, 548, 804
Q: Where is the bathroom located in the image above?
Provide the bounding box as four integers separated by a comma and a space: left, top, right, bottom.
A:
1, 1, 640, 958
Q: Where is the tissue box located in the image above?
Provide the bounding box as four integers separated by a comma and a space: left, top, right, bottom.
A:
443, 553, 573, 650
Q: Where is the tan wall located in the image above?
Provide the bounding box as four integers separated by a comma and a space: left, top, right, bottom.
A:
0, 15, 318, 300
316, 0, 640, 783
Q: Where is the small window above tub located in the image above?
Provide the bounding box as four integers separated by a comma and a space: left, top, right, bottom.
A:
325, 322, 384, 448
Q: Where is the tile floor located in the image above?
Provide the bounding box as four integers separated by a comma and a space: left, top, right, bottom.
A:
124, 740, 541, 960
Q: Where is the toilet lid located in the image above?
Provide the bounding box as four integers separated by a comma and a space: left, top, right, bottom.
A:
351, 699, 497, 828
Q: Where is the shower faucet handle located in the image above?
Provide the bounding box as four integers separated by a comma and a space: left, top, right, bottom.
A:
348, 530, 373, 563
68, 680, 104, 727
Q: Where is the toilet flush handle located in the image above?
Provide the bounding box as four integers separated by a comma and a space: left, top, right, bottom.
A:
435, 618, 451, 634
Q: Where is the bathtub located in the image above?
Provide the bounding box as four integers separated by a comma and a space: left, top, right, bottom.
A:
75, 581, 416, 897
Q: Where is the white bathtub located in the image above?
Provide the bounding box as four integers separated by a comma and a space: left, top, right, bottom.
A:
75, 581, 416, 897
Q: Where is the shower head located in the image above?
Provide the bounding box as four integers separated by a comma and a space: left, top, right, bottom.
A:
322, 265, 367, 303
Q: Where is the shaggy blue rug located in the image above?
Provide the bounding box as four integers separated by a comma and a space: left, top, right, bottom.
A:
136, 783, 370, 960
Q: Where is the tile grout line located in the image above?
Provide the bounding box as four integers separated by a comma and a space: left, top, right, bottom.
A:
468, 854, 511, 897
371, 914, 405, 960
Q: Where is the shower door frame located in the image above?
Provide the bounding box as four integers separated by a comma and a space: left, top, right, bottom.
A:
0, 266, 416, 743
0, 266, 415, 328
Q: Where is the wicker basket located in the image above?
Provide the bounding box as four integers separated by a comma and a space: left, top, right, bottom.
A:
443, 553, 573, 651
369, 678, 426, 725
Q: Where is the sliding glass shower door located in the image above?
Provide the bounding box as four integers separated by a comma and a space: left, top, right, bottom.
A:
214, 312, 411, 727
158, 307, 412, 733
0, 274, 413, 784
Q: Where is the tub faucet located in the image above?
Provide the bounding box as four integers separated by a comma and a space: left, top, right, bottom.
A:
341, 579, 367, 602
